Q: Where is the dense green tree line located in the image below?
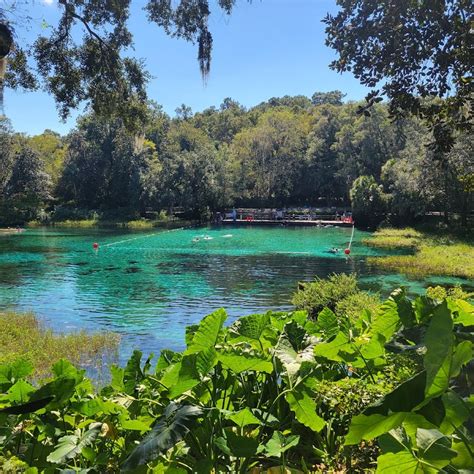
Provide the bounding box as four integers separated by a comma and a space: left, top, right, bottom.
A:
0, 92, 472, 226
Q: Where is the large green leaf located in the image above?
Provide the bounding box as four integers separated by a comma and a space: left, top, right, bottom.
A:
439, 391, 470, 434
186, 309, 227, 354
451, 440, 474, 469
317, 307, 339, 339
416, 428, 457, 466
423, 302, 453, 397
414, 296, 438, 324
364, 371, 427, 416
47, 422, 103, 464
400, 414, 437, 443
195, 347, 217, 377
7, 380, 35, 403
372, 293, 403, 341
391, 288, 416, 328
450, 299, 474, 326
215, 430, 259, 458
123, 350, 144, 394
229, 312, 271, 344
0, 359, 34, 389
449, 340, 473, 378
263, 431, 300, 457
285, 387, 325, 432
52, 359, 83, 380
376, 451, 436, 473
218, 349, 273, 374
155, 350, 182, 374
274, 333, 316, 378
72, 398, 125, 417
313, 332, 352, 361
226, 408, 261, 428
345, 412, 408, 445
109, 365, 125, 391
121, 403, 202, 471
29, 377, 78, 410
160, 355, 201, 399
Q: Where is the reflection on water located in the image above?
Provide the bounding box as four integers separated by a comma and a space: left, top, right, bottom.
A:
0, 226, 469, 361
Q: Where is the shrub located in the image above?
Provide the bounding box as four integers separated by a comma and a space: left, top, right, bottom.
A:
335, 291, 381, 322
292, 273, 359, 318
426, 284, 472, 301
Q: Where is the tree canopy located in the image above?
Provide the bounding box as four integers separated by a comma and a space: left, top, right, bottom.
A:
324, 0, 473, 151
1, 93, 472, 227
0, 0, 243, 125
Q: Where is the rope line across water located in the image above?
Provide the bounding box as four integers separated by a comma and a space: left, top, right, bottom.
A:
100, 227, 186, 249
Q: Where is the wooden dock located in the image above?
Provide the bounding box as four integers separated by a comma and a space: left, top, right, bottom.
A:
222, 219, 354, 227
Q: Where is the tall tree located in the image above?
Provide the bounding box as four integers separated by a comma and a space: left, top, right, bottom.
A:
1, 140, 51, 223
324, 0, 473, 152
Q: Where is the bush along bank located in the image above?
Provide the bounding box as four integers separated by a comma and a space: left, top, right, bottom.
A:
0, 290, 473, 472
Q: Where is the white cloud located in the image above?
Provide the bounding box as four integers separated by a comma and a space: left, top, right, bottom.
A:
43, 0, 55, 5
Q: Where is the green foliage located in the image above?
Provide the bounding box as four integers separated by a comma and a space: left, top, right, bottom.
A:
324, 0, 472, 153
367, 228, 474, 279
0, 312, 119, 381
2, 94, 472, 225
350, 175, 388, 227
1, 289, 471, 472
2, 1, 244, 127
426, 285, 472, 301
292, 273, 369, 319
364, 227, 422, 249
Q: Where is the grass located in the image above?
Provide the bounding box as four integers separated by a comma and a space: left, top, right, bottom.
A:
118, 219, 155, 229
0, 312, 120, 381
366, 227, 474, 279
51, 219, 100, 228
27, 213, 175, 229
363, 227, 422, 249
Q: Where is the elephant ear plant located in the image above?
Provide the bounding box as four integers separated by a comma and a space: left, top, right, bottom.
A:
0, 290, 472, 472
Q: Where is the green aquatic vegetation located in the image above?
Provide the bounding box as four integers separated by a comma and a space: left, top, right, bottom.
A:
51, 218, 99, 228
366, 228, 474, 279
369, 243, 474, 279
0, 292, 472, 472
0, 312, 120, 380
119, 219, 155, 229
363, 227, 422, 249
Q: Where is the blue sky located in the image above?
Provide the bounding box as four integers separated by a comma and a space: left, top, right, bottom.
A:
4, 0, 370, 135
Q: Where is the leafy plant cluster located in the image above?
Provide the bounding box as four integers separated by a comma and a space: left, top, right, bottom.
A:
0, 290, 473, 472
292, 273, 380, 322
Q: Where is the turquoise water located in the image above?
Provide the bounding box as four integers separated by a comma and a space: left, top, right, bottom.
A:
0, 226, 469, 360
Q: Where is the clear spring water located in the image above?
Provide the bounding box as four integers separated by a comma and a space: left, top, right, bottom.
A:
0, 226, 469, 361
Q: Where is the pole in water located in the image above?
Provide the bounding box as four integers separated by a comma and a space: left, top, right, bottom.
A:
345, 225, 355, 256
92, 242, 99, 250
